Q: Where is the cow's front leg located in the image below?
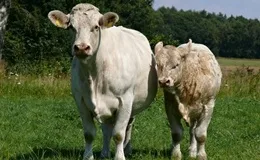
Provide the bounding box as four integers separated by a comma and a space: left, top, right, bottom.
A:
113, 97, 133, 160
76, 97, 96, 160
100, 123, 113, 158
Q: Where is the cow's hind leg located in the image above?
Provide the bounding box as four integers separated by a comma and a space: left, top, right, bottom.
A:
123, 117, 135, 156
100, 123, 113, 159
195, 99, 215, 160
164, 91, 183, 160
76, 97, 96, 160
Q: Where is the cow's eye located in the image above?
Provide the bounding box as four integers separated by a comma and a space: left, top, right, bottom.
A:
91, 25, 99, 32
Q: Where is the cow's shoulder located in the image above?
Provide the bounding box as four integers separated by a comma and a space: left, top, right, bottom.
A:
108, 26, 149, 43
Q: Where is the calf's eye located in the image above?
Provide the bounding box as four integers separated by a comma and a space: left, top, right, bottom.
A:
171, 64, 179, 69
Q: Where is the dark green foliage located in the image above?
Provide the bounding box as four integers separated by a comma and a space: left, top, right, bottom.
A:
2, 0, 260, 74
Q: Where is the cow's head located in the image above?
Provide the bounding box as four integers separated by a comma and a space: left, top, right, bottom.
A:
154, 39, 191, 90
48, 3, 119, 60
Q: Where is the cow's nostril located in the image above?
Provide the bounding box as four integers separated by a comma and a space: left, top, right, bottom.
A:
85, 45, 90, 51
166, 79, 170, 85
74, 43, 90, 53
74, 45, 79, 52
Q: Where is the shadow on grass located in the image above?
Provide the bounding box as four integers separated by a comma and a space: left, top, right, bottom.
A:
10, 147, 171, 159
9, 148, 86, 160
131, 148, 171, 159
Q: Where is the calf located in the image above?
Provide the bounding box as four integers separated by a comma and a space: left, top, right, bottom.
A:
154, 39, 222, 160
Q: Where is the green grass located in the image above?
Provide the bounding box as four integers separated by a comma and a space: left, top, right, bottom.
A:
0, 65, 260, 160
0, 94, 259, 160
217, 57, 260, 67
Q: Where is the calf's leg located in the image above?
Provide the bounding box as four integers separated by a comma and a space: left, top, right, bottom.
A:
195, 99, 215, 160
189, 121, 197, 159
164, 91, 183, 160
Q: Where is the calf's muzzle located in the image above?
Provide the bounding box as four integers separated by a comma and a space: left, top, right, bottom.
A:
158, 78, 171, 88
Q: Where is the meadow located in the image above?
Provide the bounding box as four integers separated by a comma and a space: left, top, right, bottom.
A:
0, 58, 259, 160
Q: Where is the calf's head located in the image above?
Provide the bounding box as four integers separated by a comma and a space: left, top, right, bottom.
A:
48, 3, 119, 60
154, 40, 191, 89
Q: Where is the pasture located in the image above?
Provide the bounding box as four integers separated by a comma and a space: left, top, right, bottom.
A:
0, 58, 260, 160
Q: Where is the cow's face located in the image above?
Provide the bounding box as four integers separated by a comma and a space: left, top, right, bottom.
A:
48, 3, 119, 61
154, 42, 187, 90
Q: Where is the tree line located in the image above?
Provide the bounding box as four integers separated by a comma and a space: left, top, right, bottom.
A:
2, 0, 260, 74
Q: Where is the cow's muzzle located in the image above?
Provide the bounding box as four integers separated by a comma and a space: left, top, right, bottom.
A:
74, 43, 91, 58
158, 78, 172, 88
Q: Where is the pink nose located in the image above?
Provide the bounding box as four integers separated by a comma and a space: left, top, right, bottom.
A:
74, 43, 90, 55
158, 78, 171, 87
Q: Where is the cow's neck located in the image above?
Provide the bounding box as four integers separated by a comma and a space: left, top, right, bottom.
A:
93, 27, 101, 55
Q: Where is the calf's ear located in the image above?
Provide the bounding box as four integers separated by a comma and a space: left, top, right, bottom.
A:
48, 10, 70, 29
154, 41, 164, 54
99, 12, 119, 28
178, 39, 192, 58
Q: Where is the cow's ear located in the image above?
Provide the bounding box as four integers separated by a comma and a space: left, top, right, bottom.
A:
48, 10, 70, 29
154, 41, 164, 54
178, 39, 192, 58
99, 12, 119, 28
188, 39, 192, 53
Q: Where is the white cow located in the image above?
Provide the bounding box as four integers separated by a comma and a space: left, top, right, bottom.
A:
48, 3, 158, 160
154, 39, 222, 160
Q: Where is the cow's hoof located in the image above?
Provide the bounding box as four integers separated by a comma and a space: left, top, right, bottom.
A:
100, 151, 111, 159
197, 154, 207, 160
83, 155, 94, 160
171, 150, 182, 160
124, 142, 132, 157
83, 150, 94, 160
189, 150, 197, 159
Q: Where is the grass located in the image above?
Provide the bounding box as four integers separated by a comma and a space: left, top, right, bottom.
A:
0, 58, 260, 159
217, 57, 260, 67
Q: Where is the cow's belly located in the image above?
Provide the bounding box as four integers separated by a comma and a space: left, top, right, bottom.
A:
87, 80, 156, 123
131, 68, 158, 115
90, 93, 120, 124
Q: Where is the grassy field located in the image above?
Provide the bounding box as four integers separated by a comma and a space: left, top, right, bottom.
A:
0, 58, 260, 160
217, 57, 260, 67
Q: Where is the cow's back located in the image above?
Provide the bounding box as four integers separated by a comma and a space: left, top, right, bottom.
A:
177, 43, 222, 104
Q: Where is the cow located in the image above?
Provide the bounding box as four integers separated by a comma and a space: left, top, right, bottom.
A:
154, 39, 222, 160
0, 0, 11, 60
48, 3, 158, 160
